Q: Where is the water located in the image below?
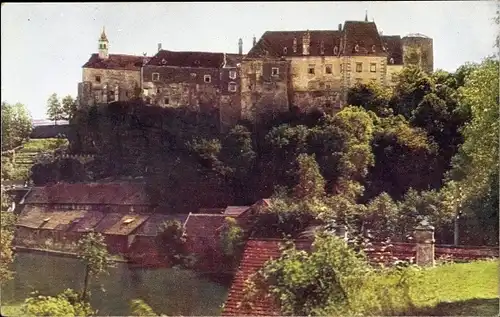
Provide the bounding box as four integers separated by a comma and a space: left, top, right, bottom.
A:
1, 252, 230, 316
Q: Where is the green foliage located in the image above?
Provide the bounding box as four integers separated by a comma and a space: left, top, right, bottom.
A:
157, 220, 194, 268
21, 289, 94, 317
347, 82, 393, 117
293, 153, 325, 201
220, 217, 244, 257
220, 125, 256, 179
46, 93, 63, 122
363, 192, 399, 241
0, 190, 15, 283
390, 66, 433, 119
77, 231, 114, 301
130, 299, 158, 316
61, 95, 77, 121
1, 102, 33, 151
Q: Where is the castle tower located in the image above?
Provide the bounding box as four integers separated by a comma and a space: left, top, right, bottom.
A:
402, 33, 434, 74
98, 27, 109, 59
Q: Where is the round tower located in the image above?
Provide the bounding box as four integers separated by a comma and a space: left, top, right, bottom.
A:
402, 33, 433, 74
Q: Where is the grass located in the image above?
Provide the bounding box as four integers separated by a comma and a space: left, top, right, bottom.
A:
0, 303, 23, 316
408, 259, 498, 316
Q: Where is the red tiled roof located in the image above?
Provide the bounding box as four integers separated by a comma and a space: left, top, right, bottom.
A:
83, 53, 145, 71
225, 53, 244, 67
146, 50, 225, 68
222, 238, 313, 316
23, 182, 151, 206
183, 213, 229, 238
381, 35, 404, 65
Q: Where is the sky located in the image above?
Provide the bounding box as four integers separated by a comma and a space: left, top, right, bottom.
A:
1, 1, 498, 120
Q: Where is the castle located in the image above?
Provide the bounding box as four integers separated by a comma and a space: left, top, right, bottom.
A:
77, 15, 433, 125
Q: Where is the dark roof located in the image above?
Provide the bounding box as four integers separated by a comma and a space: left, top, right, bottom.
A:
70, 210, 105, 233
248, 21, 388, 58
225, 53, 245, 67
16, 206, 87, 231
381, 35, 403, 65
183, 213, 229, 238
222, 239, 313, 316
135, 213, 190, 236
247, 30, 342, 58
146, 50, 225, 68
100, 213, 150, 236
83, 53, 145, 71
23, 182, 151, 206
341, 21, 386, 56
223, 206, 250, 217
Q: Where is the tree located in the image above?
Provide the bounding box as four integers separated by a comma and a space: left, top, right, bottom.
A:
293, 153, 326, 201
46, 93, 63, 124
61, 95, 77, 121
1, 102, 33, 151
390, 66, 433, 119
21, 289, 94, 317
0, 190, 15, 283
130, 299, 158, 316
347, 82, 393, 117
77, 231, 114, 302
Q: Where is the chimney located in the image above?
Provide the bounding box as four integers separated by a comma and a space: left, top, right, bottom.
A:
252, 35, 256, 47
338, 23, 342, 31
158, 43, 162, 52
238, 38, 243, 55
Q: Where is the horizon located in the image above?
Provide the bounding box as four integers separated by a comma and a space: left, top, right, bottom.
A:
1, 1, 497, 120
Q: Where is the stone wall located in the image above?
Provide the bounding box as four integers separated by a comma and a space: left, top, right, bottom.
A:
240, 58, 290, 122
80, 68, 141, 106
142, 65, 220, 111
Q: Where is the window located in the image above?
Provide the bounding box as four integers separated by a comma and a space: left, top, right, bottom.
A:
354, 44, 360, 52
271, 67, 279, 76
370, 63, 377, 72
161, 58, 167, 65
372, 45, 376, 53
308, 65, 315, 75
340, 63, 343, 73
164, 97, 169, 105
204, 75, 211, 83
228, 82, 237, 92
152, 73, 160, 81
283, 47, 288, 55
320, 41, 325, 55
190, 73, 197, 78
389, 58, 395, 65
229, 70, 237, 79
156, 88, 161, 94
95, 76, 101, 83
293, 38, 297, 53
333, 46, 338, 55
325, 64, 332, 74
109, 91, 115, 101
356, 62, 362, 73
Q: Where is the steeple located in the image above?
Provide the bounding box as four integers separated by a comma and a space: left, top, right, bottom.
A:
98, 26, 109, 59
364, 10, 368, 22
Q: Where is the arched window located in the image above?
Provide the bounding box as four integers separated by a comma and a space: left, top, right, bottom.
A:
389, 58, 395, 64
354, 44, 360, 52
283, 47, 288, 54
333, 46, 338, 55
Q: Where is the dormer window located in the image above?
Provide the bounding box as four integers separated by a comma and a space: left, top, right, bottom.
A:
283, 47, 288, 55
229, 70, 237, 79
389, 58, 395, 64
271, 67, 279, 76
194, 60, 201, 66
320, 41, 325, 55
372, 45, 376, 53
161, 58, 167, 65
333, 46, 338, 55
228, 82, 237, 92
293, 38, 297, 53
204, 75, 211, 83
152, 73, 160, 81
354, 44, 360, 52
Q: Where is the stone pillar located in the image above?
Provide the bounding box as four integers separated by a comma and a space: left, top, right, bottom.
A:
414, 221, 435, 267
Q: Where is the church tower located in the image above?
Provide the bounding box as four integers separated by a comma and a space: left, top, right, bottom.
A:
98, 27, 109, 59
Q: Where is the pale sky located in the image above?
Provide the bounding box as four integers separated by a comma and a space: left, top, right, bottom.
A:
1, 1, 497, 119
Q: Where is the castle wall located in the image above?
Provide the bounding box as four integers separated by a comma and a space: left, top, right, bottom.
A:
240, 58, 289, 122
82, 68, 140, 103
142, 65, 220, 112
402, 36, 434, 74
219, 67, 242, 128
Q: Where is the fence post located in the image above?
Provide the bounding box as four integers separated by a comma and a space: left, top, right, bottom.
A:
414, 220, 435, 267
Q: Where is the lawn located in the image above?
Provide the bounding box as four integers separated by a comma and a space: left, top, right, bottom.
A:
408, 259, 498, 316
